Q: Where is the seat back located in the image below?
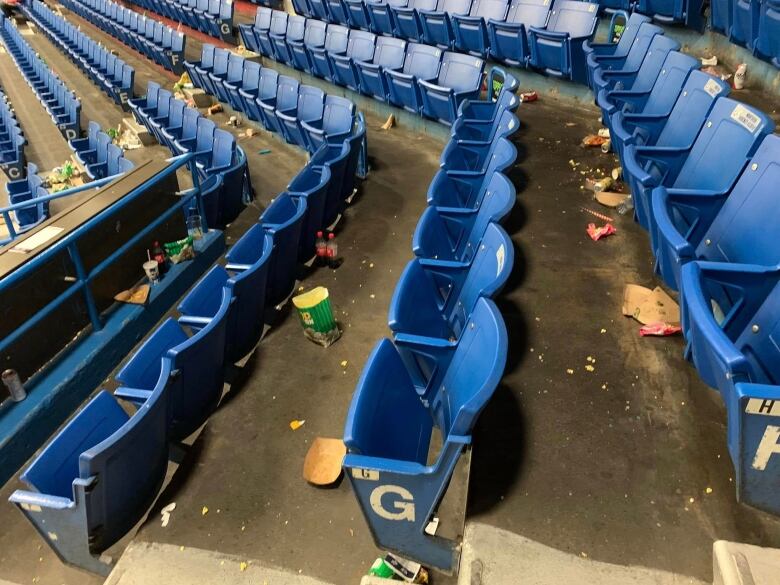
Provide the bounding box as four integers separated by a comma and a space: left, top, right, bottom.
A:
344, 338, 432, 464
546, 0, 597, 35
105, 144, 124, 176
258, 68, 280, 99
674, 98, 773, 191
144, 80, 161, 109
199, 43, 216, 69
210, 128, 236, 169
180, 108, 201, 142
255, 6, 272, 30
225, 54, 245, 84
373, 36, 407, 68
470, 0, 509, 19
241, 61, 262, 90
638, 50, 699, 114
155, 90, 173, 118
297, 85, 326, 119
409, 0, 439, 9
655, 71, 730, 147
433, 297, 507, 436
347, 30, 376, 61
325, 24, 350, 53
403, 42, 443, 77
616, 23, 664, 73
211, 48, 230, 76
697, 134, 780, 268
304, 18, 327, 48
321, 95, 355, 133
436, 51, 483, 91
276, 75, 301, 110
287, 15, 307, 42
439, 0, 472, 13
627, 35, 681, 92
270, 9, 288, 35
194, 117, 217, 152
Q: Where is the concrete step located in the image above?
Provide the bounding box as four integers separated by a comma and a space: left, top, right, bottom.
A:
713, 540, 780, 585
103, 542, 337, 585
459, 523, 708, 585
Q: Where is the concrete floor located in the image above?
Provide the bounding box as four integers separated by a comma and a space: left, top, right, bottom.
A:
1, 4, 780, 585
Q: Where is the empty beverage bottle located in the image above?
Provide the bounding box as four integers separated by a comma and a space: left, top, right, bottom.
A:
326, 233, 338, 268
315, 231, 327, 266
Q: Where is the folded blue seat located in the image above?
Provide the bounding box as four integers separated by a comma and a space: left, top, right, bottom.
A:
183, 44, 215, 90
393, 0, 438, 41
653, 134, 780, 291
590, 24, 666, 96
367, 0, 408, 35
310, 141, 352, 225
586, 18, 658, 90
356, 36, 407, 100
225, 60, 261, 113
311, 24, 350, 80
293, 0, 313, 15
610, 70, 729, 170
330, 29, 376, 90
527, 0, 598, 84
414, 171, 515, 264
260, 193, 308, 305
290, 18, 327, 73
302, 95, 356, 152
343, 297, 506, 571
440, 131, 516, 175
9, 381, 170, 575
450, 108, 518, 146
385, 42, 442, 113
276, 84, 326, 148
179, 225, 274, 361
328, 0, 352, 24
341, 113, 368, 199
730, 0, 760, 48
287, 164, 332, 260
457, 70, 518, 123
346, 0, 372, 29
161, 105, 200, 151
636, 0, 704, 29
390, 221, 512, 341
240, 8, 269, 54
241, 67, 279, 122
453, 0, 508, 57
310, 0, 333, 21
419, 51, 484, 125
115, 291, 231, 440
258, 75, 299, 134
273, 14, 305, 65
623, 98, 773, 231
598, 48, 698, 133
755, 0, 780, 66
488, 0, 550, 66
419, 0, 473, 49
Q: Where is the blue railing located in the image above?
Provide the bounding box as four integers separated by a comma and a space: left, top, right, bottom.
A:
0, 152, 206, 357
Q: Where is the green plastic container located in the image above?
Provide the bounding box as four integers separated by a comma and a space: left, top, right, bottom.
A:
293, 287, 336, 334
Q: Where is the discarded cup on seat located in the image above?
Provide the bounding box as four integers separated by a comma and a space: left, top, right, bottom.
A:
143, 260, 160, 284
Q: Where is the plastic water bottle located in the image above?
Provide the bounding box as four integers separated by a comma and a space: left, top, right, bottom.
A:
326, 233, 338, 268
315, 231, 327, 266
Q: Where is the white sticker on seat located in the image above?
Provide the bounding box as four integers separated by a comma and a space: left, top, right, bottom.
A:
352, 468, 379, 481
731, 104, 762, 133
703, 78, 722, 97
496, 244, 505, 277
745, 398, 780, 416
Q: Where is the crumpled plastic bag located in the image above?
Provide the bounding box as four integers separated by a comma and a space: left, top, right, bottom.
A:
639, 322, 682, 337
587, 223, 616, 241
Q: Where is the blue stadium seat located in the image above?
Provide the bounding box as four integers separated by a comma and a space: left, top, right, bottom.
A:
440, 130, 516, 174
385, 42, 442, 113
273, 14, 305, 65
11, 185, 48, 232
419, 52, 484, 125
366, 0, 408, 35
202, 47, 229, 97
710, 0, 732, 32
290, 18, 327, 73
636, 0, 704, 29
241, 67, 278, 122
78, 131, 111, 168
452, 0, 508, 57
246, 7, 273, 55
225, 60, 260, 113
390, 222, 512, 341
184, 44, 214, 89
330, 30, 376, 90
309, 0, 333, 21
343, 297, 507, 571
115, 290, 231, 440
259, 75, 299, 134
487, 0, 551, 67
310, 141, 352, 225
653, 134, 780, 291
293, 0, 313, 15
302, 95, 356, 152
267, 9, 289, 60
311, 24, 349, 80
211, 54, 244, 107
288, 164, 332, 260
419, 0, 473, 49
276, 84, 326, 148
161, 105, 200, 151
623, 98, 774, 231
598, 48, 698, 131
128, 80, 160, 127
527, 0, 598, 84
414, 171, 515, 263
202, 129, 236, 176
179, 225, 274, 361
346, 0, 372, 29
5, 163, 43, 208
457, 70, 518, 122
328, 0, 351, 24
450, 108, 519, 146
590, 23, 666, 96
610, 71, 730, 170
260, 192, 308, 305
356, 36, 407, 100
9, 381, 170, 575
341, 112, 368, 199
392, 0, 438, 41
730, 0, 760, 48
584, 14, 654, 90
755, 0, 780, 66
